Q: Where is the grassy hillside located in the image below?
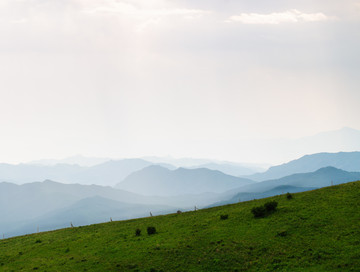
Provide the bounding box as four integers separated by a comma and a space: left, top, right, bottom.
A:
1, 181, 360, 272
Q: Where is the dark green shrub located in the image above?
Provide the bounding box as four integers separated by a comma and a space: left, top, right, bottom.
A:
220, 214, 229, 220
264, 201, 278, 212
276, 230, 288, 237
35, 239, 42, 244
135, 228, 141, 236
286, 192, 293, 200
251, 206, 267, 218
147, 226, 156, 235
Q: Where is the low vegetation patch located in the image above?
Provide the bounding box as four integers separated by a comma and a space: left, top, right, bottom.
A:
220, 214, 229, 220
251, 205, 267, 218
147, 226, 156, 235
276, 230, 288, 237
251, 201, 278, 218
135, 228, 141, 236
264, 201, 278, 212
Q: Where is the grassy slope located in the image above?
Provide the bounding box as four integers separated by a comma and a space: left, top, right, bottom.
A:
1, 181, 360, 272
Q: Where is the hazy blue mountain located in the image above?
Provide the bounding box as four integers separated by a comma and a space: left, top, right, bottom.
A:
0, 159, 176, 186
0, 180, 148, 223
0, 180, 227, 220
187, 162, 257, 176
0, 180, 232, 237
209, 167, 360, 208
234, 167, 360, 194
248, 151, 360, 181
5, 196, 172, 238
70, 159, 154, 186
209, 185, 317, 207
116, 165, 254, 196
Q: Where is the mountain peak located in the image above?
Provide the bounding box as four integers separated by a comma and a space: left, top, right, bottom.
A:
248, 151, 360, 181
315, 166, 343, 173
116, 166, 253, 196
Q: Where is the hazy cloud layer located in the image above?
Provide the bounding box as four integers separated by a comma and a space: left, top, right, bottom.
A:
0, 0, 359, 164
227, 10, 330, 24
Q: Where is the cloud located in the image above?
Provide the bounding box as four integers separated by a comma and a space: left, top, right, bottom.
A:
79, 0, 210, 31
82, 0, 209, 18
227, 9, 329, 24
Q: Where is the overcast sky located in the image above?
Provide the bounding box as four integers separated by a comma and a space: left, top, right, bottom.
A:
1, 0, 360, 164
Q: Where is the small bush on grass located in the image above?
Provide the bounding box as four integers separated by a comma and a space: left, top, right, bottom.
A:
220, 214, 229, 220
251, 206, 267, 218
135, 228, 141, 236
147, 226, 156, 235
286, 192, 293, 200
252, 201, 278, 218
264, 201, 278, 212
276, 230, 288, 237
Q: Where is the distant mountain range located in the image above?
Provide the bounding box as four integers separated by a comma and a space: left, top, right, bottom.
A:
0, 179, 232, 237
141, 156, 268, 171
2, 164, 360, 237
0, 180, 175, 237
0, 180, 148, 222
0, 159, 170, 186
234, 167, 360, 194
116, 165, 254, 196
2, 150, 360, 238
247, 151, 360, 181
2, 158, 260, 186
14, 150, 360, 187
211, 166, 360, 207
186, 162, 257, 176
26, 126, 360, 172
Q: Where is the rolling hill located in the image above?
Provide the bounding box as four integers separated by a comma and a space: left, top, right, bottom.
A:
1, 181, 359, 271
5, 196, 172, 238
209, 185, 317, 207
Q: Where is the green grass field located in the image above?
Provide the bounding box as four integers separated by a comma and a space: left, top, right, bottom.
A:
1, 181, 360, 272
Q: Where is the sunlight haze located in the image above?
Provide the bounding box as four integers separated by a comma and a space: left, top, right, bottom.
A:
1, 0, 359, 164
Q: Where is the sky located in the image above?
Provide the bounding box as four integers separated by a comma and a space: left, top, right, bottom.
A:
0, 0, 360, 164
